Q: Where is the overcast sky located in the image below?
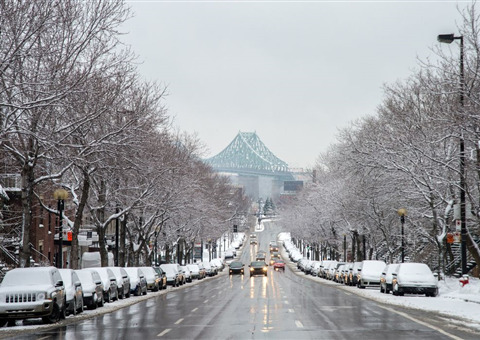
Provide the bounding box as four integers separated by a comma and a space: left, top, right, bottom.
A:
121, 0, 468, 169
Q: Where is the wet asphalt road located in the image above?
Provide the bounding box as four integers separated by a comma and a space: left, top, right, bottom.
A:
7, 220, 480, 339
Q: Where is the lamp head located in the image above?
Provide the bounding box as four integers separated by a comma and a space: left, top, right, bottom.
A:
437, 34, 455, 44
397, 208, 407, 217
53, 188, 69, 200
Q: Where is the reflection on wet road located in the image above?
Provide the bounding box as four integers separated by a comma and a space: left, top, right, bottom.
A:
10, 220, 477, 339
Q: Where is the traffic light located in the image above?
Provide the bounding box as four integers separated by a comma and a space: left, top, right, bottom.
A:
233, 224, 238, 233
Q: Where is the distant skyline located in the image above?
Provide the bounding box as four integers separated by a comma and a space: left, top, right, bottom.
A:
122, 0, 468, 169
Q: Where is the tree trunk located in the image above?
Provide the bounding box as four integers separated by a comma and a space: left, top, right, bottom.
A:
19, 163, 35, 268
71, 171, 90, 269
119, 214, 127, 266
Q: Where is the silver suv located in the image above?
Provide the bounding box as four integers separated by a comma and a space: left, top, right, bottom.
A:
0, 267, 66, 325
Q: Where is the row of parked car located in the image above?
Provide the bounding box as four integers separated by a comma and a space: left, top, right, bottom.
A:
0, 259, 227, 327
284, 239, 439, 297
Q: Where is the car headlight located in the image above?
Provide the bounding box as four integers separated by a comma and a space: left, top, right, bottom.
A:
37, 292, 46, 301
250, 267, 254, 271
263, 267, 267, 271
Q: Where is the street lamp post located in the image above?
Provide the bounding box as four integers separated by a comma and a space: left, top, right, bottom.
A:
343, 234, 347, 261
53, 188, 68, 269
154, 227, 159, 266
397, 208, 407, 263
437, 33, 467, 275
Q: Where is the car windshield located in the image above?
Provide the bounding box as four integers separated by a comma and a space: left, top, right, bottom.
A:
251, 261, 265, 267
59, 270, 73, 286
2, 269, 52, 286
76, 270, 93, 283
230, 262, 243, 268
274, 260, 285, 264
124, 268, 139, 278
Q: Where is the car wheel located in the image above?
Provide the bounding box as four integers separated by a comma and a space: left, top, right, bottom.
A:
431, 289, 438, 297
72, 298, 77, 316
89, 294, 97, 309
0, 319, 7, 327
98, 294, 105, 307
60, 299, 67, 319
78, 296, 84, 314
126, 290, 131, 298
42, 302, 61, 324
143, 288, 147, 295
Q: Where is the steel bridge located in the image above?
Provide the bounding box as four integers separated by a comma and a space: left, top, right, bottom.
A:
205, 132, 293, 198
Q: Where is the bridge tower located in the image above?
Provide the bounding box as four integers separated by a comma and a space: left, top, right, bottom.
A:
205, 131, 293, 199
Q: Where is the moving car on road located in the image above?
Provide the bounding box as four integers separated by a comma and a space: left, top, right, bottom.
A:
229, 261, 245, 275
249, 261, 268, 277
273, 260, 285, 272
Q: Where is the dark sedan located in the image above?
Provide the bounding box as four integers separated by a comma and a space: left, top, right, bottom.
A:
249, 261, 268, 277
229, 261, 245, 275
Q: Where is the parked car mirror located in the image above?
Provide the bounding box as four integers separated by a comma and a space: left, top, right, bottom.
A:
55, 280, 64, 287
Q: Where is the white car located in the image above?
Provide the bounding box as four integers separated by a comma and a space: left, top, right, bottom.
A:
392, 263, 438, 297
211, 258, 225, 271
224, 249, 235, 259
0, 267, 66, 325
160, 264, 181, 286
85, 268, 118, 302
186, 264, 201, 280
107, 267, 131, 299
357, 260, 386, 289
59, 269, 84, 316
180, 266, 192, 283
380, 264, 399, 294
124, 267, 148, 295
139, 267, 160, 291
75, 269, 104, 309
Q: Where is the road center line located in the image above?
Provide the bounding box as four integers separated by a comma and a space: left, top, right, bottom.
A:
157, 329, 171, 337
204, 299, 209, 303
175, 318, 184, 325
295, 320, 304, 328
192, 307, 198, 312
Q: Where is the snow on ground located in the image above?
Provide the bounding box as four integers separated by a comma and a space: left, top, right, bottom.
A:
282, 249, 480, 332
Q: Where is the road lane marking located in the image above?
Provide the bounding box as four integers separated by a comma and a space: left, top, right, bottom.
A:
378, 305, 462, 340
192, 307, 198, 312
295, 320, 304, 328
284, 300, 289, 305
157, 329, 171, 337
204, 299, 209, 303
175, 318, 184, 325
288, 308, 295, 313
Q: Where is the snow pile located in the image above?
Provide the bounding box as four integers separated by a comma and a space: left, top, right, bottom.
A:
441, 276, 480, 304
